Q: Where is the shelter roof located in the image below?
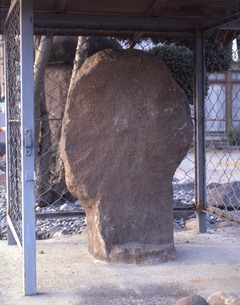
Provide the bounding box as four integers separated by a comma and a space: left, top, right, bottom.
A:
1, 0, 240, 38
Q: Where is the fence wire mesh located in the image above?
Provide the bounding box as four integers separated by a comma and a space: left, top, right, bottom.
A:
33, 34, 196, 238
204, 26, 240, 223
34, 35, 86, 239
4, 0, 23, 242
4, 26, 240, 240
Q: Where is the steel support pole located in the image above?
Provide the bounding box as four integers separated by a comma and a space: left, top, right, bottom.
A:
194, 28, 207, 233
20, 0, 36, 295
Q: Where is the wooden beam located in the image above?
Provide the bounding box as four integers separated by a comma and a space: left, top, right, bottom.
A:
129, 0, 167, 44
203, 11, 240, 31
227, 0, 239, 15
33, 28, 194, 40
55, 0, 67, 13
33, 12, 200, 33
147, 0, 167, 16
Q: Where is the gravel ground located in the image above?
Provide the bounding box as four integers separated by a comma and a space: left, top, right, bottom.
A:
0, 176, 220, 241
0, 149, 240, 304
2, 149, 240, 240
0, 224, 240, 305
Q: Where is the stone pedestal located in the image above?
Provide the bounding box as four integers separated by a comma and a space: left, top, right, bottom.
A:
60, 49, 193, 263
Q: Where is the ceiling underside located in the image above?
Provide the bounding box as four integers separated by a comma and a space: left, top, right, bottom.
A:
1, 0, 240, 39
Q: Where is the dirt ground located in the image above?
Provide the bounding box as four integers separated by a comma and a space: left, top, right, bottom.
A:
0, 223, 240, 305
1, 149, 239, 304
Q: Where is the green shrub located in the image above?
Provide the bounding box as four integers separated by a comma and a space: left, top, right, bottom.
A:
148, 40, 232, 104
151, 38, 232, 72
205, 39, 232, 72
149, 45, 194, 103
226, 125, 240, 146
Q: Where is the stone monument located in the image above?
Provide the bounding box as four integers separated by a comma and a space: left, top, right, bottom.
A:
60, 49, 193, 263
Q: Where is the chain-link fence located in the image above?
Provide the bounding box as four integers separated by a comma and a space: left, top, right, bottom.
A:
34, 35, 89, 238
2, 2, 240, 297
204, 26, 240, 223
2, 26, 240, 241
4, 1, 23, 243
34, 30, 240, 236
33, 34, 197, 238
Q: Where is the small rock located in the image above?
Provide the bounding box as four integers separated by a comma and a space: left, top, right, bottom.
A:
208, 291, 240, 305
36, 231, 46, 240
74, 201, 80, 206
214, 221, 236, 228
206, 181, 240, 209
174, 222, 183, 231
53, 229, 70, 238
60, 203, 69, 211
0, 218, 6, 230
179, 218, 185, 228
178, 178, 194, 186
185, 219, 197, 230
206, 214, 216, 224
207, 182, 222, 190
175, 295, 209, 305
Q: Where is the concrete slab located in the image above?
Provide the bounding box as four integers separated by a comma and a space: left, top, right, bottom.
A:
174, 149, 240, 184
0, 225, 239, 305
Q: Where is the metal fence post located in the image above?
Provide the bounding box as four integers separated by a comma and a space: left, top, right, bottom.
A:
194, 28, 207, 233
20, 0, 36, 295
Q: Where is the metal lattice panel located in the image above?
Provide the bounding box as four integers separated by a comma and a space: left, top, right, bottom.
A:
34, 36, 197, 232
4, 0, 22, 243
204, 25, 240, 221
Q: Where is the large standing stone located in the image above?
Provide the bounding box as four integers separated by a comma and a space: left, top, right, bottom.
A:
60, 49, 193, 263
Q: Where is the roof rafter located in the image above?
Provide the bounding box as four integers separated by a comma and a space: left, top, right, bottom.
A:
227, 0, 239, 14
147, 0, 167, 17
55, 0, 67, 13
33, 12, 200, 34
1, 0, 239, 38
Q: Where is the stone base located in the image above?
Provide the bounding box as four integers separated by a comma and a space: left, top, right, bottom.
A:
107, 242, 176, 264
85, 194, 176, 264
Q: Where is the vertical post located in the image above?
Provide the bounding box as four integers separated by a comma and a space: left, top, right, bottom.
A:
226, 69, 232, 131
20, 0, 36, 295
194, 28, 207, 233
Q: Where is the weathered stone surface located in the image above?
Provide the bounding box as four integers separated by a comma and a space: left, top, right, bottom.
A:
208, 291, 240, 305
38, 38, 122, 206
175, 295, 209, 305
60, 49, 193, 263
207, 181, 240, 209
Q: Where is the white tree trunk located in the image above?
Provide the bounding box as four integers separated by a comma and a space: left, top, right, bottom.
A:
34, 34, 53, 206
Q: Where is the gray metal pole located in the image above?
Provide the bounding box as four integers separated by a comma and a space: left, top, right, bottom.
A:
194, 28, 207, 233
20, 0, 36, 295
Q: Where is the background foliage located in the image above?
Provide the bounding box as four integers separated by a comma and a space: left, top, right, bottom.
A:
147, 39, 232, 103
